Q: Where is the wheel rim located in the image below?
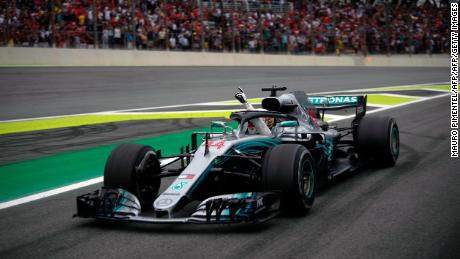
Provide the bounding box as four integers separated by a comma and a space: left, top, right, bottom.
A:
390, 125, 399, 159
301, 159, 315, 199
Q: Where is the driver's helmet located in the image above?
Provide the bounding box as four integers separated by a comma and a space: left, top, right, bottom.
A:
247, 121, 257, 135
246, 117, 276, 135
263, 117, 275, 129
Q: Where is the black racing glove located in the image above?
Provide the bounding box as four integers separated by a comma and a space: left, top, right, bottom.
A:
234, 87, 247, 104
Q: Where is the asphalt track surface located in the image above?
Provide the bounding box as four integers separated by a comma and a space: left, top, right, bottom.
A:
1, 67, 459, 259
0, 66, 448, 120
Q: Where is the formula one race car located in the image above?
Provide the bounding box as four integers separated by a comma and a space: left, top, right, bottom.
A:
75, 86, 399, 224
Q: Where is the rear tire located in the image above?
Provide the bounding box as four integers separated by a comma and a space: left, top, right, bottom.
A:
104, 143, 161, 210
262, 144, 316, 215
356, 116, 399, 167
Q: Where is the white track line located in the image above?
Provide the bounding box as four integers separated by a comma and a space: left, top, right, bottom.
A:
0, 103, 227, 123
420, 88, 451, 93
366, 103, 391, 108
326, 92, 450, 123
366, 93, 450, 114
197, 102, 242, 106
1, 112, 109, 123
377, 93, 426, 99
314, 82, 449, 95
0, 82, 448, 123
106, 103, 211, 113
0, 177, 103, 210
0, 84, 450, 210
99, 110, 242, 115
0, 158, 178, 210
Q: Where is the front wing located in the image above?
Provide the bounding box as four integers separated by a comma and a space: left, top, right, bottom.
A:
75, 188, 280, 224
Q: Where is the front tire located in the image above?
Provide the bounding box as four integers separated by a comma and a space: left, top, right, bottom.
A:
262, 144, 316, 215
104, 143, 161, 210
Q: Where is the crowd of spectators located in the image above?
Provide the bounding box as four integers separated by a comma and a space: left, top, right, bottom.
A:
0, 0, 450, 55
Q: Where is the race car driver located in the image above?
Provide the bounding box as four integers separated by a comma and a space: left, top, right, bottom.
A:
234, 87, 272, 136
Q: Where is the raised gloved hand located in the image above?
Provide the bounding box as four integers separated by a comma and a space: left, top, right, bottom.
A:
234, 87, 247, 104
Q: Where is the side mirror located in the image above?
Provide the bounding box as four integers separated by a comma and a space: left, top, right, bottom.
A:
211, 121, 227, 128
211, 121, 235, 136
279, 120, 299, 127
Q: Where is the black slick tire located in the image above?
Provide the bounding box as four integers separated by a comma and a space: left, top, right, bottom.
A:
356, 116, 399, 167
262, 144, 316, 215
104, 143, 161, 210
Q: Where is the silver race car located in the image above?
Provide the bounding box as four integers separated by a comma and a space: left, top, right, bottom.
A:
75, 86, 399, 224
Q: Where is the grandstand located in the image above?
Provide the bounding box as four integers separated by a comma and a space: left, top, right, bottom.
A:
0, 0, 450, 55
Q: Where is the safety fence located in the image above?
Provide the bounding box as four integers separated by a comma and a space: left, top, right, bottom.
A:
0, 0, 450, 55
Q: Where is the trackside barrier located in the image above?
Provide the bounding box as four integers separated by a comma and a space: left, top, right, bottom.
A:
0, 47, 449, 67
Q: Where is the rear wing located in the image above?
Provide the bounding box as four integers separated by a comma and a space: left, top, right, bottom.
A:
305, 95, 367, 122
